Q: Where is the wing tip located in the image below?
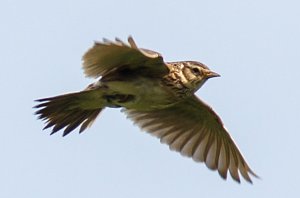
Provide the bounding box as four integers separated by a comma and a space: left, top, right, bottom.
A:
128, 35, 138, 49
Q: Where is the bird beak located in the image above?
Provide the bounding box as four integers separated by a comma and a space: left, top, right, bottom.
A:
205, 70, 221, 78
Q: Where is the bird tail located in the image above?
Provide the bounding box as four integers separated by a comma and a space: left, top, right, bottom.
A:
34, 89, 106, 136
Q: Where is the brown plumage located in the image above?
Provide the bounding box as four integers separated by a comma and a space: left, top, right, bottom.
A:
35, 36, 258, 183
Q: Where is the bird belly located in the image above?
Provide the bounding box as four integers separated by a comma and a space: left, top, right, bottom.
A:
101, 78, 176, 110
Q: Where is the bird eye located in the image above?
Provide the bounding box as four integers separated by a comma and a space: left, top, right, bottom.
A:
192, 68, 201, 75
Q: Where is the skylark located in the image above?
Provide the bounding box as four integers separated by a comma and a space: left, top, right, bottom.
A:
35, 36, 257, 183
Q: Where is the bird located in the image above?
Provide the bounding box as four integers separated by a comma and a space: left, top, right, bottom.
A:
34, 36, 258, 183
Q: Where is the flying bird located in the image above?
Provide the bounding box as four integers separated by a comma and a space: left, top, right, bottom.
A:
35, 36, 258, 183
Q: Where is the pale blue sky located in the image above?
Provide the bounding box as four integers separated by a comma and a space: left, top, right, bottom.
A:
1, 0, 299, 197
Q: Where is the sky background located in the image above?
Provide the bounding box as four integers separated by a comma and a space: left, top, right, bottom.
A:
1, 0, 299, 197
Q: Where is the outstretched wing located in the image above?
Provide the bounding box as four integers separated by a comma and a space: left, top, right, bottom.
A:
82, 36, 169, 78
123, 95, 258, 183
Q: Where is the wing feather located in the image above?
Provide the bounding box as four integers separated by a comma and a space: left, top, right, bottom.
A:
82, 36, 168, 78
123, 95, 257, 183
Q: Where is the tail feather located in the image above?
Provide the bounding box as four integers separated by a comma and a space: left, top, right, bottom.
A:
35, 90, 104, 136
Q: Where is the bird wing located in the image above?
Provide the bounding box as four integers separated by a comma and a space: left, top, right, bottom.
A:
123, 95, 257, 183
82, 36, 169, 78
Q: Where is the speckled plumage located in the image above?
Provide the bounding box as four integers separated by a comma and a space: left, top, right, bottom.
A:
35, 36, 258, 183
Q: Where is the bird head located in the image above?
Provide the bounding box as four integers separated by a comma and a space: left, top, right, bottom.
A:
180, 61, 220, 92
